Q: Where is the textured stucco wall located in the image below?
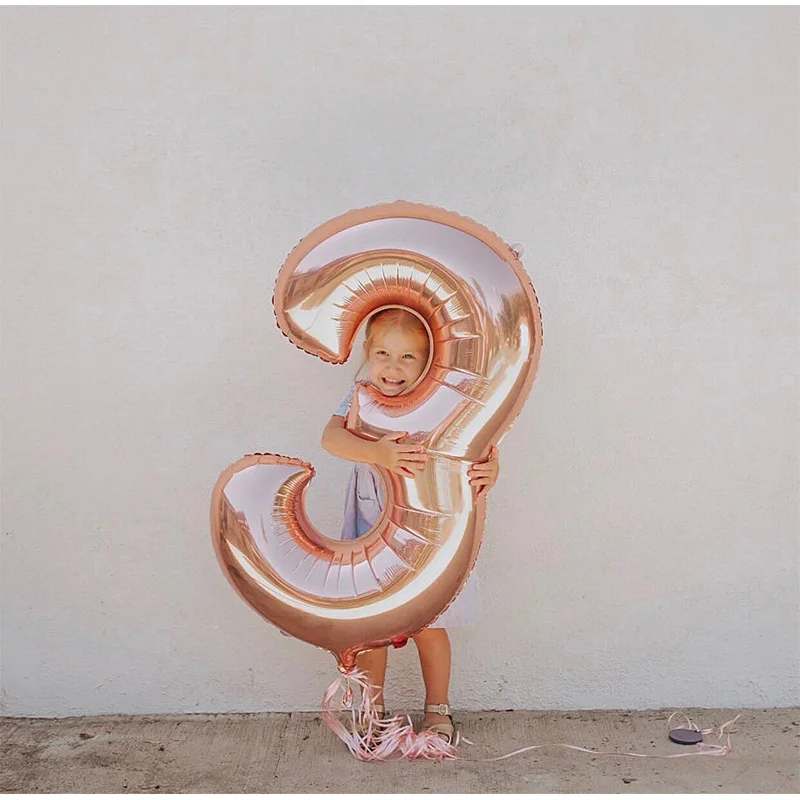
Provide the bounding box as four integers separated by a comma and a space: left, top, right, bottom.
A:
2, 7, 797, 716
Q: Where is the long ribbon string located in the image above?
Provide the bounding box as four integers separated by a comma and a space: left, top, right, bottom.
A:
321, 669, 741, 763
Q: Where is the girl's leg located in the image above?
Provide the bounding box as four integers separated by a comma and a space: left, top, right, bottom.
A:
411, 627, 452, 726
355, 646, 388, 705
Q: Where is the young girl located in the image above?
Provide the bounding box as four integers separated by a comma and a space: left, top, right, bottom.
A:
321, 308, 500, 744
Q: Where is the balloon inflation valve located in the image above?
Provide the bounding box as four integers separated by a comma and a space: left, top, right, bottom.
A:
341, 685, 354, 709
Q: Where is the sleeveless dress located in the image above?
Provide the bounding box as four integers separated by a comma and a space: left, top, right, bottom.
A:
333, 385, 480, 629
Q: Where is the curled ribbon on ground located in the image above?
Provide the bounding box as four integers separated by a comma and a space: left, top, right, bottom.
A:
210, 201, 543, 673
320, 670, 741, 763
322, 669, 741, 763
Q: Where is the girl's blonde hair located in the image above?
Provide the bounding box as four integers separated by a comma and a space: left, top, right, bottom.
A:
356, 308, 430, 379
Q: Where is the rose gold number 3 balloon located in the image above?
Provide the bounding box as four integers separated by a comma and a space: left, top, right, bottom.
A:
210, 202, 543, 672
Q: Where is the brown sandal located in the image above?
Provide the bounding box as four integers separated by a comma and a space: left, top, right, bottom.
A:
421, 702, 455, 744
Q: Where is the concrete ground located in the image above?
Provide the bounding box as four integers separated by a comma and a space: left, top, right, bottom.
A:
1, 708, 797, 793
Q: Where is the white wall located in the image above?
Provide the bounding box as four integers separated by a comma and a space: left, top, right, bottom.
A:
2, 7, 797, 716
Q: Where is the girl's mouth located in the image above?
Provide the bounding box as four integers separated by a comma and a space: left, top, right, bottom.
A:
381, 377, 405, 389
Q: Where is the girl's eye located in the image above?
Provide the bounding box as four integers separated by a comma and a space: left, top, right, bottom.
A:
403, 354, 416, 360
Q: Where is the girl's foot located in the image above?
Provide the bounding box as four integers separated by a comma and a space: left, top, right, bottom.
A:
421, 702, 455, 744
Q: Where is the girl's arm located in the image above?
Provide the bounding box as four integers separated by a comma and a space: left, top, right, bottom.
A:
321, 415, 428, 477
321, 415, 379, 464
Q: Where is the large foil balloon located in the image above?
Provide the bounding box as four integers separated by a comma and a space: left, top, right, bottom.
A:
211, 202, 542, 672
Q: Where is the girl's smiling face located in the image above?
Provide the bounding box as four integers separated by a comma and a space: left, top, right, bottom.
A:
365, 326, 429, 396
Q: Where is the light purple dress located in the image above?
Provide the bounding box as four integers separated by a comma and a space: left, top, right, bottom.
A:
333, 385, 480, 629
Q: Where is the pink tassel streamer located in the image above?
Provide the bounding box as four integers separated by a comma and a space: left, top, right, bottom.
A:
321, 671, 741, 763
321, 668, 459, 761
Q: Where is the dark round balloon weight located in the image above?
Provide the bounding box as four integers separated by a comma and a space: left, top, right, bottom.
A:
668, 728, 704, 745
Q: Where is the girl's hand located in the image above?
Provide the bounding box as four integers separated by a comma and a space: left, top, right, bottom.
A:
373, 432, 428, 477
468, 445, 500, 497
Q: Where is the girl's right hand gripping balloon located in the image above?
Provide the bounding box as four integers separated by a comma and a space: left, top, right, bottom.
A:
374, 431, 428, 478
210, 202, 543, 672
